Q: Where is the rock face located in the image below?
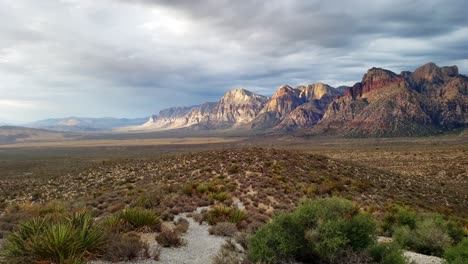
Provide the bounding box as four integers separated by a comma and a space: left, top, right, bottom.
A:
275, 83, 341, 130
252, 83, 341, 129
315, 62, 468, 136
139, 88, 268, 130
137, 62, 467, 136
214, 88, 269, 125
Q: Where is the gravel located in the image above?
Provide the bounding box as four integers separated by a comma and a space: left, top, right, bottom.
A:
89, 212, 226, 264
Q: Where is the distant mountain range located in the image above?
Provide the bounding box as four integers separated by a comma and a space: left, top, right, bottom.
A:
127, 62, 467, 136
14, 62, 467, 137
25, 117, 148, 132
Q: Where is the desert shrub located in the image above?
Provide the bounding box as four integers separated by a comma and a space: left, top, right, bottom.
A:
209, 192, 231, 202
2, 212, 104, 263
196, 183, 209, 193
209, 222, 238, 237
155, 228, 185, 247
248, 213, 303, 263
103, 232, 149, 261
392, 214, 459, 256
101, 214, 127, 233
444, 237, 468, 264
119, 207, 160, 230
205, 206, 247, 225
368, 243, 408, 264
248, 197, 386, 264
174, 217, 190, 234
409, 217, 453, 256
384, 206, 464, 257
212, 239, 247, 264
382, 206, 417, 234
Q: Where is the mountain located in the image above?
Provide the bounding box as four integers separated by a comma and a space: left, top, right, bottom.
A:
314, 63, 468, 136
213, 88, 269, 126
27, 117, 148, 132
0, 126, 78, 144
275, 83, 342, 130
128, 62, 467, 137
141, 103, 217, 130
132, 88, 269, 131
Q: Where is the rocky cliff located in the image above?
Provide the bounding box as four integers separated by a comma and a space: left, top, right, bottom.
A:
315, 63, 468, 136
137, 62, 466, 136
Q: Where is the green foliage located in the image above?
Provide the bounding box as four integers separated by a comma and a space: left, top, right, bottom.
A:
248, 214, 303, 264
444, 238, 468, 264
368, 243, 408, 264
30, 223, 80, 263
205, 206, 247, 225
119, 207, 160, 229
247, 197, 382, 264
208, 191, 231, 202
101, 214, 126, 232
2, 211, 104, 263
384, 206, 465, 257
382, 205, 416, 234
196, 183, 209, 193
391, 213, 459, 256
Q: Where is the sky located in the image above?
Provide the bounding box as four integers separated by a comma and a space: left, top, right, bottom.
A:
1, 0, 468, 123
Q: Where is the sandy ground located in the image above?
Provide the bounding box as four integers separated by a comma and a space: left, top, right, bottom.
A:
89, 212, 226, 264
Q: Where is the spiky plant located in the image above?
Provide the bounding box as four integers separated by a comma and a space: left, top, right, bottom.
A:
119, 207, 160, 229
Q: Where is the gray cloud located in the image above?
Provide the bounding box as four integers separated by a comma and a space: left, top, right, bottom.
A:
0, 0, 467, 123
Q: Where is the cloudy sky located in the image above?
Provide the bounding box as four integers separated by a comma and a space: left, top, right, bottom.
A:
1, 0, 467, 123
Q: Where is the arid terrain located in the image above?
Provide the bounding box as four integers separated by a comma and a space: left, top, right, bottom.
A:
0, 134, 466, 263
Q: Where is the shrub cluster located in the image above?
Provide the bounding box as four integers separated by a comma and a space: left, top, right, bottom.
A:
444, 237, 468, 264
384, 206, 465, 257
1, 206, 161, 263
247, 197, 408, 264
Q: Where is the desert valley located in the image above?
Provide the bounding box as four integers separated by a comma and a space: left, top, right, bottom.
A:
0, 62, 467, 264
1, 0, 468, 263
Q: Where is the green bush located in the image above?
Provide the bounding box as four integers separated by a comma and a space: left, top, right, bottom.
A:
248, 213, 303, 263
382, 206, 416, 234
444, 237, 468, 264
248, 197, 383, 264
384, 206, 464, 257
392, 215, 456, 257
368, 243, 408, 264
119, 207, 160, 229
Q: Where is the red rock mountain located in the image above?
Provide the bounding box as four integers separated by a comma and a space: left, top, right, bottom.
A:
137, 62, 467, 137
314, 63, 468, 136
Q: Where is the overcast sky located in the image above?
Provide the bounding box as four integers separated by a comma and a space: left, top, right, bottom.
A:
1, 0, 467, 123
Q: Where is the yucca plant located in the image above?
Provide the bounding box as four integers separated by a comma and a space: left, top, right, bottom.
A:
101, 214, 126, 232
2, 211, 105, 263
119, 207, 160, 229
228, 208, 247, 224
2, 216, 49, 259
29, 223, 80, 263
